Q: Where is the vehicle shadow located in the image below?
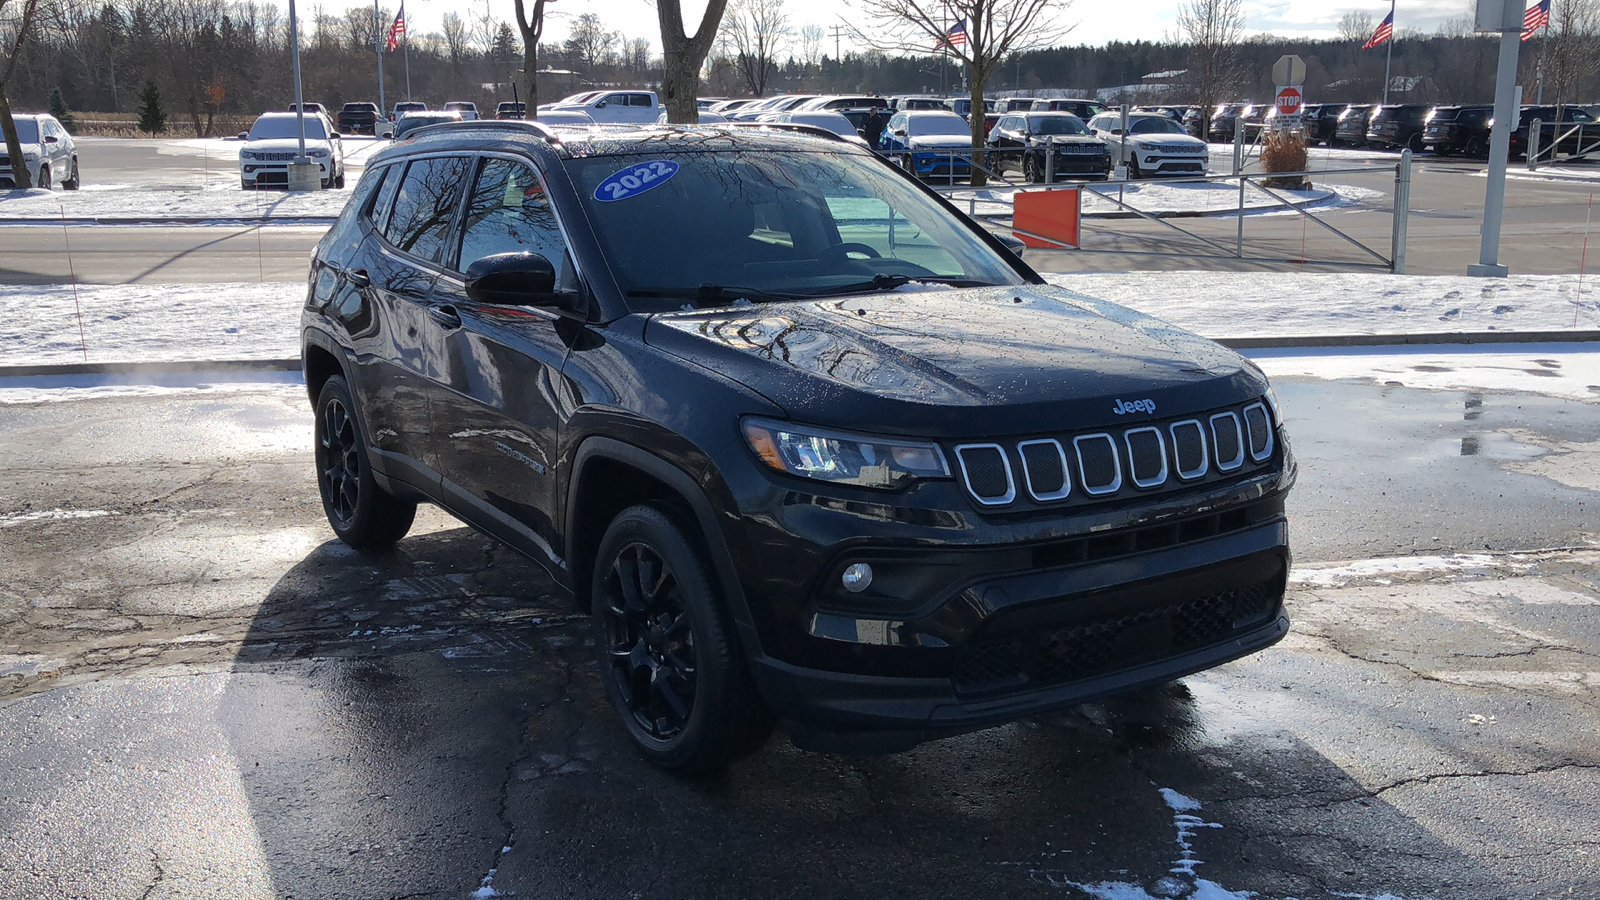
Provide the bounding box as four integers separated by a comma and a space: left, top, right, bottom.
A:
222, 528, 1517, 900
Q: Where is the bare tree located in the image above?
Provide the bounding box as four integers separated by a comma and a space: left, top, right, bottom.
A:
1542, 0, 1600, 105
1177, 0, 1244, 140
656, 0, 730, 123
1, 0, 43, 188
723, 0, 788, 97
797, 22, 822, 67
343, 4, 376, 54
855, 0, 1072, 186
1337, 10, 1374, 44
512, 0, 551, 117
441, 10, 467, 66
565, 12, 618, 72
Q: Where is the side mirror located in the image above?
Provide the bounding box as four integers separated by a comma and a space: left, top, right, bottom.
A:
997, 231, 1026, 259
595, 101, 608, 109
44, 135, 59, 144
237, 132, 249, 140
1111, 128, 1124, 136
465, 252, 584, 317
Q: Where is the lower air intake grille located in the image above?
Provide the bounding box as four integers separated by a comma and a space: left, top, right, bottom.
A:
953, 577, 1281, 694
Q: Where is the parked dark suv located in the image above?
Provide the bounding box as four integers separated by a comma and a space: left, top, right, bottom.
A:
1422, 105, 1493, 156
337, 101, 384, 135
301, 121, 1295, 772
1365, 104, 1431, 151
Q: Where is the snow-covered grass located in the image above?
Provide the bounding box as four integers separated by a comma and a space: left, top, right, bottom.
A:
5, 273, 1596, 371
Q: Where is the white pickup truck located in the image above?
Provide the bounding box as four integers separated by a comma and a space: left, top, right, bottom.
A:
538, 90, 660, 124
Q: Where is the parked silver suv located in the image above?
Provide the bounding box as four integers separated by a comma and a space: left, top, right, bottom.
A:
0, 113, 79, 190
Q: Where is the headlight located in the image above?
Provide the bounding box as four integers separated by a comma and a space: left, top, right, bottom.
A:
240, 150, 254, 160
741, 417, 950, 490
22, 150, 39, 161
309, 148, 328, 158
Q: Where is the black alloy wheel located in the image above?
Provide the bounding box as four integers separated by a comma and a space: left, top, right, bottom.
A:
1467, 136, 1488, 158
600, 541, 698, 742
313, 375, 416, 550
591, 504, 773, 773
1022, 153, 1040, 183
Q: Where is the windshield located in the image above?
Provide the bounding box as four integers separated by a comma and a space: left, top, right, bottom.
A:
1129, 117, 1186, 135
247, 116, 327, 140
908, 116, 969, 136
566, 148, 1025, 311
1031, 116, 1089, 136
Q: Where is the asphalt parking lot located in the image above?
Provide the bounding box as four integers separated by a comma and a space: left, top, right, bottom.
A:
2, 376, 1597, 899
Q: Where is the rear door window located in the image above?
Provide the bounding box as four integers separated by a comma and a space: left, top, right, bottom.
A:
382, 156, 473, 263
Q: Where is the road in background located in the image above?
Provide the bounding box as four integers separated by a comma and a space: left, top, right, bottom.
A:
0, 225, 326, 284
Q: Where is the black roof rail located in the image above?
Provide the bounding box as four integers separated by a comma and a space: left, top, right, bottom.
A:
402, 118, 563, 143
718, 121, 851, 144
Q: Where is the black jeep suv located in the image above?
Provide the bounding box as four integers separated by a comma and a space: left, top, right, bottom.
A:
301, 121, 1295, 772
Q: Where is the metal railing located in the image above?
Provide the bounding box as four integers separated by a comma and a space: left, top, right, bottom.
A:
1527, 119, 1600, 170
922, 149, 1414, 273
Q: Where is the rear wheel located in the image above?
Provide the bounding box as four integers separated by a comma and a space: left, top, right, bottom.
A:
592, 503, 773, 774
314, 375, 416, 550
1466, 136, 1488, 158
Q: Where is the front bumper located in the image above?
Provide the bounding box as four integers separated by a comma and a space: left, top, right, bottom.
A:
753, 518, 1290, 751
910, 150, 972, 178
241, 159, 332, 186
1136, 152, 1208, 175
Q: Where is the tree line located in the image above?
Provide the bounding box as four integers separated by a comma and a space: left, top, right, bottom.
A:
2, 0, 1597, 137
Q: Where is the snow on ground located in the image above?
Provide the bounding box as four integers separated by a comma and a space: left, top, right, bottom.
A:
2, 273, 1597, 403
1041, 271, 1600, 337
0, 184, 352, 220
942, 180, 1380, 219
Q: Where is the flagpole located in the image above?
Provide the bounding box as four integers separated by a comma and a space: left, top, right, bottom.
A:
402, 2, 412, 101
1535, 1, 1551, 104
374, 0, 386, 120
1382, 0, 1395, 106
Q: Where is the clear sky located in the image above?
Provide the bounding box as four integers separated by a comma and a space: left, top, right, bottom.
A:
354, 0, 1476, 53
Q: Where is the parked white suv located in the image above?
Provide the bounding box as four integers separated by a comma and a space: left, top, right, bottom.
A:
0, 113, 78, 190
238, 111, 346, 189
1087, 112, 1210, 178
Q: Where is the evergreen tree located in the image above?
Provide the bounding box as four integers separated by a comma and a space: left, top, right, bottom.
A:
137, 81, 166, 134
48, 88, 76, 132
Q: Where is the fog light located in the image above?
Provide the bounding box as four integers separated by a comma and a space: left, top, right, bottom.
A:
841, 563, 873, 593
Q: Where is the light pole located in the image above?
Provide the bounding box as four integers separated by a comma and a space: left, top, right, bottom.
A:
1468, 0, 1526, 277
286, 0, 319, 190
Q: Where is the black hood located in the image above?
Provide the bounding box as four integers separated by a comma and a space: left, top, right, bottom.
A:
642, 285, 1267, 437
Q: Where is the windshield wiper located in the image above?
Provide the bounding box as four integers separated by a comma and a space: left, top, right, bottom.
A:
626, 283, 801, 308
801, 274, 999, 297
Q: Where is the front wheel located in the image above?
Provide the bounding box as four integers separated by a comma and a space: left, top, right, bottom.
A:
63, 158, 80, 190
36, 165, 50, 190
1022, 153, 1040, 183
314, 375, 416, 550
591, 503, 773, 774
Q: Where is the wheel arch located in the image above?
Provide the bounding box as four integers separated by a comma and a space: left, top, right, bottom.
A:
566, 437, 759, 646
301, 331, 349, 408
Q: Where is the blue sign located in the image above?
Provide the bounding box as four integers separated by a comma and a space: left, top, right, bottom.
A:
594, 160, 679, 203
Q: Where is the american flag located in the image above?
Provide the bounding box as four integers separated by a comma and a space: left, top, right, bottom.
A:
385, 6, 406, 52
1522, 0, 1551, 42
1361, 10, 1393, 49
937, 19, 967, 49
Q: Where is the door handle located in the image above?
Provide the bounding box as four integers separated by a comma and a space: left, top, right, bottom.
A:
346, 268, 370, 288
428, 304, 462, 329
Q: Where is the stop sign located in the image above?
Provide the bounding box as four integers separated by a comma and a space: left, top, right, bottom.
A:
1275, 87, 1303, 115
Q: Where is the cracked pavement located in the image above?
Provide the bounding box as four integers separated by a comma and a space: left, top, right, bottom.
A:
1, 379, 1599, 899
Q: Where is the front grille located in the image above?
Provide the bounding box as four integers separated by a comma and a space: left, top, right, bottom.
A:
953, 576, 1281, 694
253, 151, 297, 161
953, 400, 1278, 508
954, 444, 1014, 505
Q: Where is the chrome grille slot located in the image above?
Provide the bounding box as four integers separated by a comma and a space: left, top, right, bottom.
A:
1243, 402, 1273, 461
1210, 412, 1244, 472
1018, 439, 1070, 501
1169, 419, 1208, 480
1124, 427, 1168, 489
954, 443, 1016, 506
1072, 434, 1122, 495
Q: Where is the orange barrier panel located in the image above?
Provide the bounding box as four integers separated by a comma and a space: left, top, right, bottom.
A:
1012, 188, 1080, 249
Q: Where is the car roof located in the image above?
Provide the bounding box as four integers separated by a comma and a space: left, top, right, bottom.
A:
367, 121, 872, 168
899, 110, 965, 119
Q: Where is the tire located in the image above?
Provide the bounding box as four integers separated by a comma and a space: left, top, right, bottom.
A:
1467, 137, 1488, 158
36, 165, 50, 190
313, 375, 416, 551
1406, 134, 1423, 153
899, 153, 914, 174
1022, 153, 1039, 183
63, 158, 80, 190
334, 172, 345, 189
1128, 158, 1143, 180
591, 503, 774, 774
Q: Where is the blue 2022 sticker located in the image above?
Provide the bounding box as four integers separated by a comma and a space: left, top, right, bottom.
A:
594, 160, 679, 203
